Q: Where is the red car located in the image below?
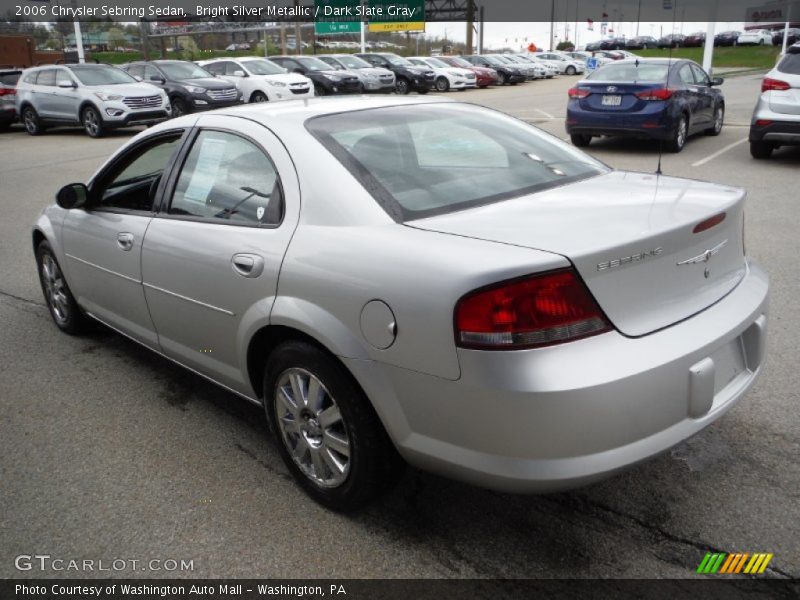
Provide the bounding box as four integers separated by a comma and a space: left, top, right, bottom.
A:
437, 56, 498, 87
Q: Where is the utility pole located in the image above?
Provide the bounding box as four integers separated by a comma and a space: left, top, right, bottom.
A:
478, 5, 484, 53
549, 0, 555, 50
70, 0, 84, 63
636, 0, 642, 36
466, 0, 474, 55
360, 0, 366, 53
294, 0, 302, 54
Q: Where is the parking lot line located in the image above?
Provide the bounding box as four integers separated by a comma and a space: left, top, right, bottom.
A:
535, 108, 555, 119
692, 138, 748, 168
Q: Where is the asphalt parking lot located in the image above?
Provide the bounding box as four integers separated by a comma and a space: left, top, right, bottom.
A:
1, 73, 798, 580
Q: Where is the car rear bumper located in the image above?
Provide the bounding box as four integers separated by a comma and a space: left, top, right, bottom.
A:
750, 117, 800, 144
347, 261, 768, 493
567, 105, 674, 140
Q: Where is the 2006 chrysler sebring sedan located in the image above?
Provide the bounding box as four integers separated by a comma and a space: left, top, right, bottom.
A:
34, 97, 768, 510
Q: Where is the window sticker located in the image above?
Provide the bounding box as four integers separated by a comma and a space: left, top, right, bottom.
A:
183, 138, 227, 205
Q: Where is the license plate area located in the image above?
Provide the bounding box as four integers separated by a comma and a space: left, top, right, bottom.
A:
602, 94, 622, 106
711, 337, 747, 396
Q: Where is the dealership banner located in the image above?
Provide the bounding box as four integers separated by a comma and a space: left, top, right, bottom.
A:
4, 0, 800, 23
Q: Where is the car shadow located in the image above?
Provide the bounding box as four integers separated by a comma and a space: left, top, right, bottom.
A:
81, 322, 707, 578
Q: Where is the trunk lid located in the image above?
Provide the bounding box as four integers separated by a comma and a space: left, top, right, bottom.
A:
409, 171, 747, 337
576, 81, 666, 112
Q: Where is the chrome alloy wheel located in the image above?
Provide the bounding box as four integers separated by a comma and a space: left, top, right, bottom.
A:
274, 368, 351, 488
713, 107, 723, 134
83, 108, 100, 137
41, 254, 69, 324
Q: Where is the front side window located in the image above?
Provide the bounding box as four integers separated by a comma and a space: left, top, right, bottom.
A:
202, 61, 226, 75
307, 105, 607, 221
97, 134, 183, 212
143, 65, 162, 81
690, 64, 710, 85
126, 64, 144, 79
169, 130, 282, 226
36, 69, 56, 86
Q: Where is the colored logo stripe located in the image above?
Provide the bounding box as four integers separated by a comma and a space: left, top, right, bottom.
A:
698, 552, 773, 574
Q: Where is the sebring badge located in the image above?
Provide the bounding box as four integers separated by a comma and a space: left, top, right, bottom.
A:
676, 240, 728, 266
597, 247, 663, 271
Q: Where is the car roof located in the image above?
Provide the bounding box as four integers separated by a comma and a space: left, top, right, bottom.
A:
164, 95, 454, 130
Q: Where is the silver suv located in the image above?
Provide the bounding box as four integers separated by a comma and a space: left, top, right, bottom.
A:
749, 43, 800, 158
16, 63, 170, 138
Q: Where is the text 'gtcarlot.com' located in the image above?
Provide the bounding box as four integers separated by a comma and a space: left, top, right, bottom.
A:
14, 554, 194, 572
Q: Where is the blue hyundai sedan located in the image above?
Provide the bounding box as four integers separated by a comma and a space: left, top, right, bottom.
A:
566, 58, 725, 152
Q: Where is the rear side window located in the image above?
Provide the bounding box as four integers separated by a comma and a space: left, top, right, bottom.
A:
588, 63, 669, 82
169, 130, 283, 226
307, 104, 607, 222
36, 69, 56, 86
0, 71, 20, 85
777, 54, 800, 75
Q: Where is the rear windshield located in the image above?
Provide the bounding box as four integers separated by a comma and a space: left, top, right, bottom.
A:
0, 71, 20, 85
71, 66, 136, 85
587, 62, 669, 82
777, 53, 800, 75
306, 104, 607, 222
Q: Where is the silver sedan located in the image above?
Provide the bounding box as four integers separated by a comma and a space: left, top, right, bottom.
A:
33, 96, 769, 510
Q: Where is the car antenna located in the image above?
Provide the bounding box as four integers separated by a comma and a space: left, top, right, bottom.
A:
657, 2, 678, 176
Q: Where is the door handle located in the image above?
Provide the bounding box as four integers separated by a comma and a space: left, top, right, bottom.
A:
231, 253, 264, 278
117, 232, 134, 251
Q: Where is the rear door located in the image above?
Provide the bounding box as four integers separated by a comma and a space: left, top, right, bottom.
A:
51, 67, 81, 121
769, 53, 800, 115
141, 114, 299, 395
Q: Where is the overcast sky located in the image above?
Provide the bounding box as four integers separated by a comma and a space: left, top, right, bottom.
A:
421, 21, 748, 50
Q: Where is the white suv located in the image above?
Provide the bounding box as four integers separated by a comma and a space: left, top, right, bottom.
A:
15, 64, 169, 137
197, 57, 313, 102
749, 44, 800, 158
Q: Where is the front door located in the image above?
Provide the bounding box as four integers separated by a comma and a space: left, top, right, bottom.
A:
51, 67, 81, 121
141, 114, 299, 395
62, 129, 187, 348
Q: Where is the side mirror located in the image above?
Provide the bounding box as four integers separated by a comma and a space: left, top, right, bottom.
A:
149, 75, 165, 83
57, 79, 75, 88
233, 70, 247, 77
56, 183, 89, 210
710, 76, 724, 86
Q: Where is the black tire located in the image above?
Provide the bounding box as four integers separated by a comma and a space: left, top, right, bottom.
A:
22, 106, 44, 136
264, 340, 403, 511
566, 65, 577, 75
758, 39, 765, 45
395, 78, 410, 95
81, 106, 105, 138
570, 133, 592, 147
750, 141, 774, 159
36, 240, 89, 335
250, 91, 268, 103
666, 115, 688, 153
497, 72, 509, 85
705, 104, 724, 136
170, 97, 188, 117
435, 76, 450, 92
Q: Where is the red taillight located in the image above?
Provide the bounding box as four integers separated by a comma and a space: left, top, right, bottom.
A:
693, 212, 726, 234
0, 88, 15, 97
568, 87, 590, 99
635, 87, 673, 101
762, 77, 790, 92
455, 269, 612, 350
755, 119, 773, 127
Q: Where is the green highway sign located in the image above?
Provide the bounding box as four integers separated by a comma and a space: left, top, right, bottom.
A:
315, 0, 360, 35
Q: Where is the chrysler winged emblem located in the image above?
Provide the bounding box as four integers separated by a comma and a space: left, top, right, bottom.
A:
676, 240, 728, 266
